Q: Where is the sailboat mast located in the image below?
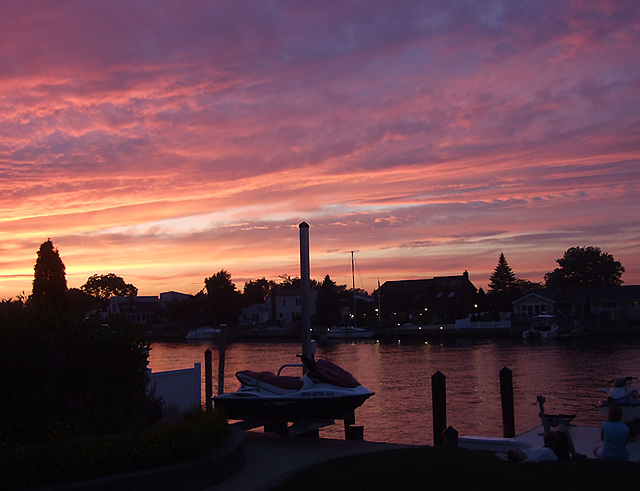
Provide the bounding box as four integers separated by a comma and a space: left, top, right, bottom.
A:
351, 251, 356, 328
377, 278, 382, 327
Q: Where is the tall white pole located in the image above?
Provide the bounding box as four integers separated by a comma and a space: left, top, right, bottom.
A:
299, 222, 312, 360
351, 251, 356, 328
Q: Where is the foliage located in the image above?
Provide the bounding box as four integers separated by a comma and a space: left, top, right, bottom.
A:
487, 253, 543, 311
0, 308, 162, 445
204, 270, 241, 326
488, 252, 517, 294
1, 410, 228, 488
475, 288, 488, 311
487, 253, 518, 311
544, 246, 625, 288
66, 287, 95, 314
242, 277, 277, 307
81, 273, 138, 307
314, 275, 342, 327
31, 239, 68, 312
275, 275, 320, 290
163, 291, 208, 323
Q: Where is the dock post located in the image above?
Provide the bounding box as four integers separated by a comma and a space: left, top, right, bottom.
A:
500, 366, 515, 438
344, 411, 356, 439
443, 426, 458, 448
218, 331, 226, 395
432, 371, 446, 446
205, 349, 213, 412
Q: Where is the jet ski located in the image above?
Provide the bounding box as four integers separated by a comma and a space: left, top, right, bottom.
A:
213, 355, 374, 420
599, 376, 640, 423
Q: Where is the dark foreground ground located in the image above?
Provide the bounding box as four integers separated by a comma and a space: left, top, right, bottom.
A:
271, 446, 639, 491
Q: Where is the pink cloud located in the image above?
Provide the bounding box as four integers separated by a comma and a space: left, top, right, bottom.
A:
1, 1, 639, 299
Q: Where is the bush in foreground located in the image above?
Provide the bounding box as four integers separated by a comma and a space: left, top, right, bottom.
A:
2, 410, 228, 489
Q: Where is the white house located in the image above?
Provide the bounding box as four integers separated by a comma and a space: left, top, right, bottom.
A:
239, 289, 318, 327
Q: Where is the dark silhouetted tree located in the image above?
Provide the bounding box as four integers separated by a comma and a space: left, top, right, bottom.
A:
31, 239, 68, 312
315, 275, 342, 327
204, 270, 241, 326
512, 278, 543, 297
544, 246, 624, 288
242, 277, 277, 307
475, 288, 488, 312
276, 275, 319, 291
489, 253, 516, 294
487, 252, 519, 312
81, 273, 138, 308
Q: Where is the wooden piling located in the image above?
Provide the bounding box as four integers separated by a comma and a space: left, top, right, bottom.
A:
217, 331, 226, 396
344, 411, 356, 439
500, 366, 515, 438
205, 349, 213, 412
348, 425, 364, 441
443, 426, 458, 448
432, 371, 446, 446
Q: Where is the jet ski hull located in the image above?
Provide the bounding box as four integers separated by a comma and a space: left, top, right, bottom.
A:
214, 388, 373, 420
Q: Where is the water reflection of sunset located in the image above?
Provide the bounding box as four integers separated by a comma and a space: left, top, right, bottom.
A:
2, 2, 639, 299
148, 339, 640, 444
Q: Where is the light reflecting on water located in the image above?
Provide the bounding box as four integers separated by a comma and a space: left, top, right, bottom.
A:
148, 336, 640, 445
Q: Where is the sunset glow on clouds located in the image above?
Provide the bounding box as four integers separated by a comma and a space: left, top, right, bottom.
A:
1, 1, 639, 298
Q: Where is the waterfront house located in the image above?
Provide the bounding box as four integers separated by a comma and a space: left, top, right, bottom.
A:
239, 289, 318, 328
109, 295, 160, 325
512, 286, 640, 327
378, 271, 478, 325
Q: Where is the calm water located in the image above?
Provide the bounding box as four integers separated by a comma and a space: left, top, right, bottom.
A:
147, 336, 640, 445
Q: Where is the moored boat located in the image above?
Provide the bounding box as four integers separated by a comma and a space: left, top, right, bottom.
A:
522, 314, 559, 340
324, 326, 374, 340
598, 376, 640, 423
185, 326, 220, 340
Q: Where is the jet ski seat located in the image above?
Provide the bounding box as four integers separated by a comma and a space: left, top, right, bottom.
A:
236, 370, 304, 391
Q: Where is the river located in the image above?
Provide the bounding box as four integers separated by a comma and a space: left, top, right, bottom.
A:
147, 335, 640, 445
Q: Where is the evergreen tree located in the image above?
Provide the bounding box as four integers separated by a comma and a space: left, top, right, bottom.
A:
31, 239, 68, 312
488, 252, 516, 295
488, 252, 518, 312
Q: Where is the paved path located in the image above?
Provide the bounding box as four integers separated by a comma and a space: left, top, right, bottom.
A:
208, 430, 414, 491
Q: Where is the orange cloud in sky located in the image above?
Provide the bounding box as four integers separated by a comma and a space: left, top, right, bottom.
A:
1, 1, 639, 299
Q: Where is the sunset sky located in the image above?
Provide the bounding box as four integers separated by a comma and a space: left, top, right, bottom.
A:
1, 1, 639, 300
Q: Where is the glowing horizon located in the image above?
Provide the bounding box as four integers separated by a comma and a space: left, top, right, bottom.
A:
1, 1, 639, 299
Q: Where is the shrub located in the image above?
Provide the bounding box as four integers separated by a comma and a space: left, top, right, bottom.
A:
1, 410, 228, 488
0, 304, 162, 445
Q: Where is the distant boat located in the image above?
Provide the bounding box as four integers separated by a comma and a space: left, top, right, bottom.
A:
522, 315, 559, 340
185, 327, 220, 341
325, 326, 374, 340
327, 250, 374, 341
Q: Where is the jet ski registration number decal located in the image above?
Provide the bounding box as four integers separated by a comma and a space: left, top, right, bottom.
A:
301, 391, 335, 398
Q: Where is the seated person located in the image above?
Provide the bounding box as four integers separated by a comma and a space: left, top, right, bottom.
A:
496, 432, 558, 463
593, 404, 630, 461
553, 422, 586, 460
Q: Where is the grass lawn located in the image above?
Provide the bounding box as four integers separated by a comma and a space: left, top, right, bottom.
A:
272, 447, 639, 491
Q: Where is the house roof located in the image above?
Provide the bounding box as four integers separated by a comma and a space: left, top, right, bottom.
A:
513, 285, 640, 304
380, 273, 477, 295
